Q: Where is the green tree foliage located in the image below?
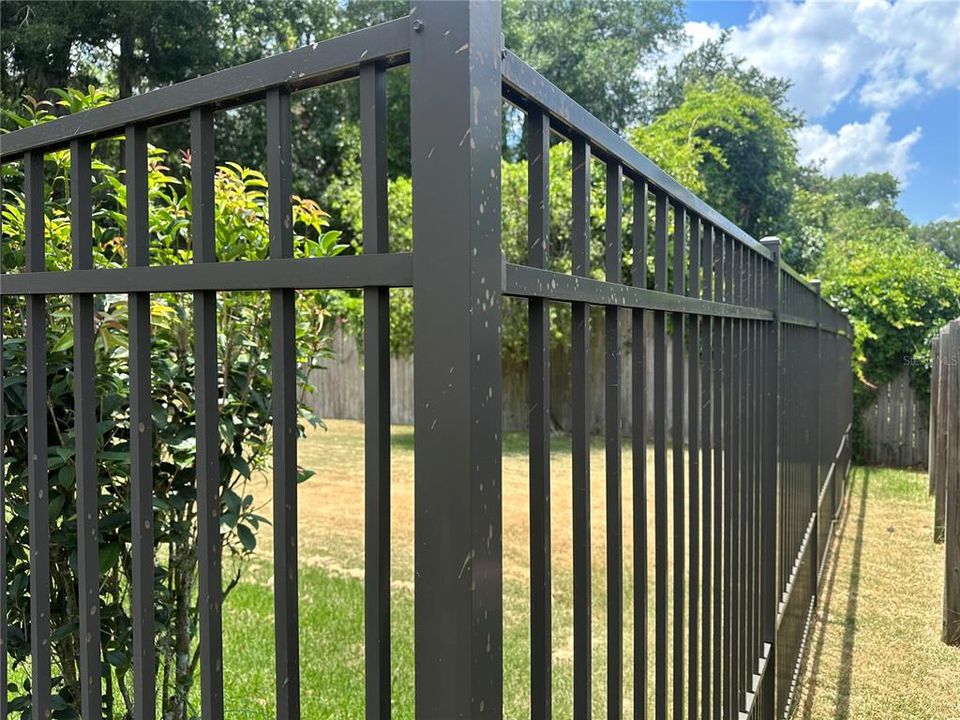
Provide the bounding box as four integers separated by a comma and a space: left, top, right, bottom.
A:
784, 170, 955, 387
912, 219, 960, 268
630, 76, 796, 211
792, 169, 960, 457
782, 171, 910, 273
503, 0, 684, 132
0, 1, 408, 101
0, 1, 224, 100
817, 229, 960, 387
1, 92, 344, 718
647, 35, 801, 238
816, 221, 960, 458
649, 33, 798, 123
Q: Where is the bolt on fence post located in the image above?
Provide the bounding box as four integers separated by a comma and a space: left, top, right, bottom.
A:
409, 1, 504, 717
759, 237, 782, 718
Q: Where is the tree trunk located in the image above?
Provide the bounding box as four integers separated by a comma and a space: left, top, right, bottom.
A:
166, 540, 196, 720
118, 26, 135, 99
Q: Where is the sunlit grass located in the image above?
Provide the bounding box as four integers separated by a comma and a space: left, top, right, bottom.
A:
9, 425, 956, 719
791, 466, 960, 720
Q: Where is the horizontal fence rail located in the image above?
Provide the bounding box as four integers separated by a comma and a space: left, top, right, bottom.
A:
0, 2, 852, 719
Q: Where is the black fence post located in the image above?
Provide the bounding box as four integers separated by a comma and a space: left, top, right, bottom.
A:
811, 279, 822, 607
760, 237, 781, 718
409, 2, 504, 717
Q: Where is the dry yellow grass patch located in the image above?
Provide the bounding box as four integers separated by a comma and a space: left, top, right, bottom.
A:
251, 419, 680, 589
245, 421, 958, 717
791, 466, 960, 720
251, 418, 690, 716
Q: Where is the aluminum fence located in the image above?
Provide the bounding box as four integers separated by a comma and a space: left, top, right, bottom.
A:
0, 2, 853, 718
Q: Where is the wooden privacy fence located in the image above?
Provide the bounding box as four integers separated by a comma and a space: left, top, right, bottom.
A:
306, 317, 697, 436
862, 369, 929, 467
930, 319, 960, 645
0, 2, 853, 718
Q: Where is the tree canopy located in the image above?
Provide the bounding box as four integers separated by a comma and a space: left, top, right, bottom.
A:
631, 76, 798, 237
912, 219, 960, 268
504, 0, 685, 131
3, 0, 958, 457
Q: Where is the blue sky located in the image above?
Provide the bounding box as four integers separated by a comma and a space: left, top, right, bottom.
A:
672, 0, 960, 224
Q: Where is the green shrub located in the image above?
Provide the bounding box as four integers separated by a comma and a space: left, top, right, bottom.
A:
2, 89, 345, 719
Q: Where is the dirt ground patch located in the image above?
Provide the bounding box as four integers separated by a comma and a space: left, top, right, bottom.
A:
251, 418, 679, 592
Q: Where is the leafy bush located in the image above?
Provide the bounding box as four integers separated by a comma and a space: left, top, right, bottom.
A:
2, 90, 345, 718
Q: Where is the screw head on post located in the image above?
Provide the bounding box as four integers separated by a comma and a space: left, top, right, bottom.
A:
412, 19, 424, 32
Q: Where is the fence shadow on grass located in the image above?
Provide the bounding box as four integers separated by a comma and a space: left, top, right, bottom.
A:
795, 467, 870, 720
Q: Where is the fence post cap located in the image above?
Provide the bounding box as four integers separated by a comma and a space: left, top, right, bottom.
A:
759, 235, 781, 248
810, 279, 822, 293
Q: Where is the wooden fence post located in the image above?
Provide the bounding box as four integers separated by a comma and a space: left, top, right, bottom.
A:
935, 323, 950, 542
930, 337, 940, 495
943, 320, 960, 645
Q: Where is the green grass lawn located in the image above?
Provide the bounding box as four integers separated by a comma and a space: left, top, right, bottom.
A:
791, 466, 960, 720
225, 419, 645, 719
9, 423, 958, 719
217, 423, 960, 719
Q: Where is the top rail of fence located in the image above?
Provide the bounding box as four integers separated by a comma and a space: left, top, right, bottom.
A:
0, 10, 850, 333
500, 50, 851, 330
501, 50, 773, 262
0, 17, 410, 161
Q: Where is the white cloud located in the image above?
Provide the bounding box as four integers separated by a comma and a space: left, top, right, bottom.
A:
659, 1, 960, 118
795, 113, 922, 181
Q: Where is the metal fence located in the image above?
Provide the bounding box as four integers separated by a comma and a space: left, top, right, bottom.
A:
0, 2, 853, 718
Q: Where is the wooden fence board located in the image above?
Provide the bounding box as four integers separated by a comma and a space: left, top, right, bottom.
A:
863, 368, 929, 468
930, 318, 960, 645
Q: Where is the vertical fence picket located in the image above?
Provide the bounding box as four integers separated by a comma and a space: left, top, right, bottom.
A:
700, 223, 714, 720
811, 283, 823, 602
712, 231, 725, 720
570, 134, 592, 720
722, 233, 735, 719
360, 60, 392, 720
671, 201, 686, 719
942, 321, 960, 645
267, 85, 301, 720
935, 323, 950, 543
605, 161, 623, 720
24, 149, 52, 720
687, 215, 701, 720
71, 138, 103, 719
760, 238, 781, 715
527, 105, 552, 719
125, 124, 156, 720
930, 338, 940, 495
653, 188, 669, 720
631, 179, 649, 720
191, 106, 225, 720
